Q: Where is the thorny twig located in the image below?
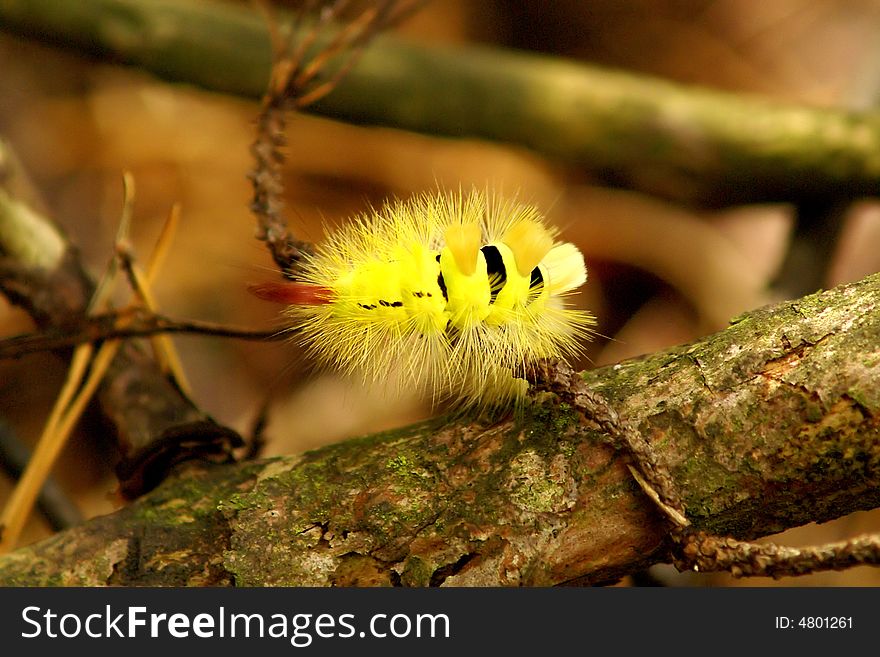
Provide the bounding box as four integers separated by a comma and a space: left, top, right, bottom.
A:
530, 360, 688, 529
532, 359, 880, 580
248, 0, 427, 277
674, 531, 880, 579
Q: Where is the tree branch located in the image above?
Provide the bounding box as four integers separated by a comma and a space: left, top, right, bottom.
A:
2, 0, 880, 204
1, 271, 877, 586
0, 137, 242, 501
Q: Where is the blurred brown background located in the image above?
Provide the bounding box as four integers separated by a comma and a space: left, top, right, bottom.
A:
2, 0, 880, 585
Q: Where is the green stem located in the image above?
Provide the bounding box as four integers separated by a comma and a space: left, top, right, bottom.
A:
2, 0, 880, 202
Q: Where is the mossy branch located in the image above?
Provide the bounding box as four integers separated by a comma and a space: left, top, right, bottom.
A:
1, 272, 878, 586
2, 0, 880, 203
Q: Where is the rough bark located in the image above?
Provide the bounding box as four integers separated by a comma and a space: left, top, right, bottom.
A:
1, 272, 878, 586
2, 0, 880, 203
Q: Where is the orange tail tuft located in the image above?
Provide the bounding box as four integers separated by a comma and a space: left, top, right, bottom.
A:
248, 281, 333, 305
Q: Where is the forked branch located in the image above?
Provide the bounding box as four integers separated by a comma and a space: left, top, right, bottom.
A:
248, 0, 426, 276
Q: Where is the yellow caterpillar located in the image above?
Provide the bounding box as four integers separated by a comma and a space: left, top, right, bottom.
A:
253, 190, 594, 409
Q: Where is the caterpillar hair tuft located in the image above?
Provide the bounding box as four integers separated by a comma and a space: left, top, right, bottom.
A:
255, 189, 595, 410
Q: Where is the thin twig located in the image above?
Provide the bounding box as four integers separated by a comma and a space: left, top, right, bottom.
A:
530, 359, 688, 529
116, 203, 192, 394
0, 420, 83, 532
531, 359, 880, 581
243, 395, 272, 460
674, 531, 880, 578
0, 310, 286, 360
249, 0, 427, 277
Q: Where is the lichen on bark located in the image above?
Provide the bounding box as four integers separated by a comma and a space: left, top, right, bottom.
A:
0, 273, 878, 586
